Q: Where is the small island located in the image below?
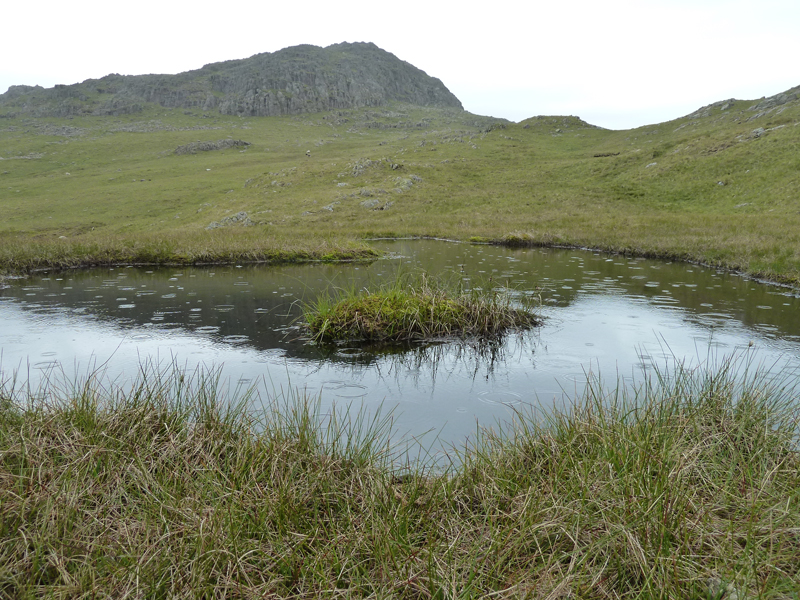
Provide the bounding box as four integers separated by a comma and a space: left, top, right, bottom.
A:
304, 274, 539, 343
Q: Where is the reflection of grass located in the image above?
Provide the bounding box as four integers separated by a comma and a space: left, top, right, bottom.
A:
319, 336, 525, 382
303, 272, 539, 343
1, 355, 799, 596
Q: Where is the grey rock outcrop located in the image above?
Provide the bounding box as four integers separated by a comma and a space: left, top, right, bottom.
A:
748, 85, 800, 111
685, 98, 737, 119
683, 85, 799, 120
175, 139, 249, 155
205, 211, 254, 230
0, 42, 463, 118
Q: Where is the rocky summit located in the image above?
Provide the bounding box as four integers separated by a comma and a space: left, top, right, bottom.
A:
0, 42, 463, 118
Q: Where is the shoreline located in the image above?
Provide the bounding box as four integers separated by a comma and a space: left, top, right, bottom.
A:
3, 234, 797, 291
2, 357, 798, 596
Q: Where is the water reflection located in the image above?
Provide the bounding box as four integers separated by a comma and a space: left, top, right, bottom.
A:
2, 239, 800, 448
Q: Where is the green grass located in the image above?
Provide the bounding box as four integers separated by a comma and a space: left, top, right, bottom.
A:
303, 272, 539, 343
2, 97, 799, 283
0, 229, 378, 274
1, 356, 798, 597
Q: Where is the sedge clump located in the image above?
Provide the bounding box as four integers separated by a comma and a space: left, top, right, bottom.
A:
304, 272, 539, 343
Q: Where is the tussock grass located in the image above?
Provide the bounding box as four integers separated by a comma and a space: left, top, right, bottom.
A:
1, 356, 799, 597
303, 272, 539, 343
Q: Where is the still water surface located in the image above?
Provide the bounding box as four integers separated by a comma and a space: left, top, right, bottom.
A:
2, 240, 800, 449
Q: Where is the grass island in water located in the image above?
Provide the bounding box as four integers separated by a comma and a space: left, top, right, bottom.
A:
303, 273, 540, 343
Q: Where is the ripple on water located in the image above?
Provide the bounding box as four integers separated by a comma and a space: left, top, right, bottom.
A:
538, 357, 583, 371
33, 360, 60, 370
708, 341, 731, 349
222, 335, 249, 344
563, 372, 591, 384
215, 305, 235, 312
254, 350, 285, 364
477, 391, 523, 406
693, 314, 734, 327
578, 283, 605, 292
323, 380, 368, 398
657, 320, 687, 329
336, 347, 366, 359
195, 326, 220, 334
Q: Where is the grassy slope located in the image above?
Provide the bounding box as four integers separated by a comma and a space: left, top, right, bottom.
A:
1, 97, 799, 281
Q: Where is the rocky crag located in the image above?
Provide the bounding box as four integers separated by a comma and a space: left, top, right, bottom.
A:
0, 42, 463, 118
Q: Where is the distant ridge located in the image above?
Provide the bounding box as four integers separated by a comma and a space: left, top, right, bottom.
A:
683, 85, 800, 120
0, 42, 464, 118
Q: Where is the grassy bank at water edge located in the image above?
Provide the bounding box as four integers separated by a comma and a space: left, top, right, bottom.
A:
1, 356, 799, 597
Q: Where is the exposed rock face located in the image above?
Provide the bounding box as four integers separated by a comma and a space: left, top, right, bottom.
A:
684, 98, 738, 119
748, 85, 800, 111
175, 139, 250, 155
0, 42, 463, 118
684, 85, 800, 120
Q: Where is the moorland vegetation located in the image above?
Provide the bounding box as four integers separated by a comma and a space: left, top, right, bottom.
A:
2, 45, 800, 597
1, 81, 799, 283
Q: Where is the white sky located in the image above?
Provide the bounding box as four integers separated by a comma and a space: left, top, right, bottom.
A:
2, 0, 797, 130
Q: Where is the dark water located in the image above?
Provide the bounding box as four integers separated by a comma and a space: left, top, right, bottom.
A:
2, 239, 800, 450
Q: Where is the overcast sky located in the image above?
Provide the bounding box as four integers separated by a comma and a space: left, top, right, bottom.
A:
2, 0, 797, 130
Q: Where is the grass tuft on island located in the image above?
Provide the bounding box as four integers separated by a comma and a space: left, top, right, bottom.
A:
303, 272, 540, 343
1, 355, 799, 596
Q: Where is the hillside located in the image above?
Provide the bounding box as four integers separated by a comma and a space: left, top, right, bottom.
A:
0, 42, 463, 118
0, 46, 798, 285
